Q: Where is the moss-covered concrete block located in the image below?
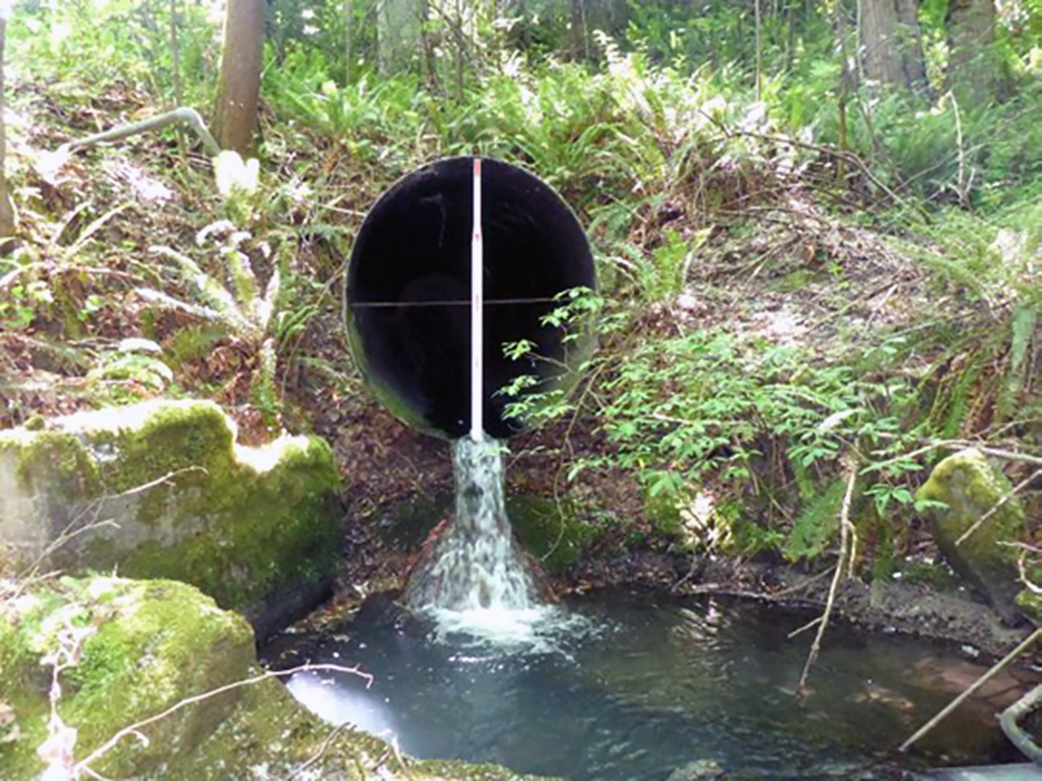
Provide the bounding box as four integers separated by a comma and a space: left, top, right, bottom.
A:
916, 448, 1025, 623
0, 400, 342, 637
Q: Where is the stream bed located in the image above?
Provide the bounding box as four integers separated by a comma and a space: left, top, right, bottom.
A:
265, 590, 1030, 780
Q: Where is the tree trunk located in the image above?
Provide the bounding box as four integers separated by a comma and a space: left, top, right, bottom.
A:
378, 0, 423, 76
571, 0, 585, 60
213, 0, 264, 155
0, 15, 15, 251
947, 0, 1000, 106
895, 0, 929, 95
860, 0, 927, 93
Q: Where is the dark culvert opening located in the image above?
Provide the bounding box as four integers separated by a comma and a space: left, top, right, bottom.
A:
345, 157, 596, 440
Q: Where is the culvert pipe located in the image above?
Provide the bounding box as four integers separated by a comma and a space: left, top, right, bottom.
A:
344, 157, 596, 440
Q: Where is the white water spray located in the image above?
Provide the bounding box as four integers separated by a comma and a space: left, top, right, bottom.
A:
407, 438, 536, 609
405, 438, 558, 644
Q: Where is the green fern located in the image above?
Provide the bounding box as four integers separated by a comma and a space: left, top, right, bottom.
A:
783, 478, 847, 562
997, 303, 1039, 421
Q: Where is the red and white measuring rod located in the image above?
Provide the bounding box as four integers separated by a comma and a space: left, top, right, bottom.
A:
470, 158, 484, 443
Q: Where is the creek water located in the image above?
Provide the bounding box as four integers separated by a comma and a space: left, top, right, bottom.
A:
272, 591, 1025, 780
271, 439, 1026, 779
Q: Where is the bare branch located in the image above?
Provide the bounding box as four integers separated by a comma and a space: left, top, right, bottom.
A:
900, 629, 1042, 753
955, 467, 1042, 547
59, 107, 221, 157
796, 457, 857, 694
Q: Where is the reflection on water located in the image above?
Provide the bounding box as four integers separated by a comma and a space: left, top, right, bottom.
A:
269, 591, 1027, 780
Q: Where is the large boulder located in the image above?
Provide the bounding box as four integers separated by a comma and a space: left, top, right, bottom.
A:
915, 448, 1026, 623
0, 576, 547, 780
0, 400, 342, 638
0, 576, 254, 779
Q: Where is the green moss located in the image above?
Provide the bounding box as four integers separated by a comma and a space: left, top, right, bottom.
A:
1016, 589, 1042, 625
916, 448, 1025, 617
0, 577, 253, 780
644, 489, 683, 541
2, 400, 342, 621
181, 676, 551, 780
109, 433, 342, 613
771, 269, 816, 293
0, 430, 102, 501
2, 577, 548, 781
508, 495, 598, 573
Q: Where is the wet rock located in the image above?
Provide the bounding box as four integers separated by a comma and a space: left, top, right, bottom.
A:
0, 399, 342, 638
915, 448, 1025, 624
667, 759, 729, 780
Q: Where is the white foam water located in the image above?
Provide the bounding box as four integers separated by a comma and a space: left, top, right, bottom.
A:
406, 437, 559, 648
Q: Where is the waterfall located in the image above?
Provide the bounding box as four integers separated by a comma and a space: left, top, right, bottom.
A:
405, 437, 537, 614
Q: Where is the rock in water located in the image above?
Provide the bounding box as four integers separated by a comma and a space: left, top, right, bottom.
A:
916, 448, 1026, 624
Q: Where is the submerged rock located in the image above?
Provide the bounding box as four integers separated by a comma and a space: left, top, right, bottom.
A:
0, 576, 549, 780
915, 448, 1025, 624
0, 399, 342, 638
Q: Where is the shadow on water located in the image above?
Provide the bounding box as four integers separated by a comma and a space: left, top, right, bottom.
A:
264, 590, 1028, 781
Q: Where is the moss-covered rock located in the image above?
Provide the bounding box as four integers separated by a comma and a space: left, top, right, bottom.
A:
1015, 590, 1042, 625
186, 676, 554, 780
915, 448, 1026, 623
507, 495, 600, 574
0, 576, 549, 780
0, 400, 342, 638
0, 576, 254, 779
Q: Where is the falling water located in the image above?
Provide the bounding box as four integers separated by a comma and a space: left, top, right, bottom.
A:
405, 437, 540, 631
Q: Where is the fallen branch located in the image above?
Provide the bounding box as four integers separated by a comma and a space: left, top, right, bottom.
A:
899, 628, 1042, 753
867, 438, 1042, 473
284, 721, 353, 781
59, 107, 221, 157
796, 457, 858, 695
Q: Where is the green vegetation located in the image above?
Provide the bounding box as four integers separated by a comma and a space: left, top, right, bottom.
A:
0, 0, 1039, 775
1, 575, 542, 780
0, 576, 254, 778
1, 0, 1040, 584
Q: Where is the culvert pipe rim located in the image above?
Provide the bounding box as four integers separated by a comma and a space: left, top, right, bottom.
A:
344, 156, 597, 440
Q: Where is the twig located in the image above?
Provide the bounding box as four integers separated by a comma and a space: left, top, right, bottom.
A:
74, 663, 371, 775
59, 107, 221, 157
955, 467, 1042, 547
285, 721, 354, 780
788, 615, 823, 639
9, 467, 207, 596
796, 458, 857, 694
867, 438, 1042, 472
899, 628, 1042, 753
949, 91, 968, 208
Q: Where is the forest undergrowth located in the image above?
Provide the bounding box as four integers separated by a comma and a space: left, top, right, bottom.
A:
1, 1, 1040, 584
